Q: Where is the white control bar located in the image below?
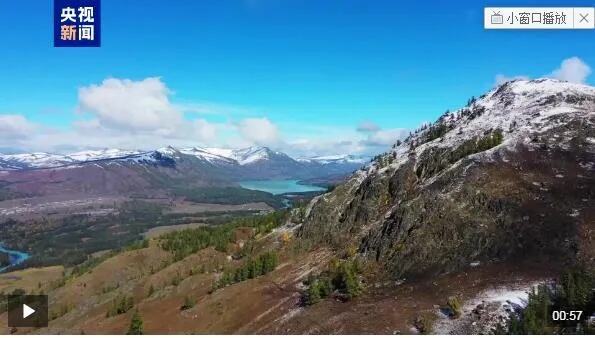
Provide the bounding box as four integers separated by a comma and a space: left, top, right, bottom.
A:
485, 7, 594, 29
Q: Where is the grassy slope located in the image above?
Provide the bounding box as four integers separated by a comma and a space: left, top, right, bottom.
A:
0, 229, 561, 334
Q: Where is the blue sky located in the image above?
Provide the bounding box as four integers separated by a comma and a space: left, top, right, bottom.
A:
0, 0, 593, 156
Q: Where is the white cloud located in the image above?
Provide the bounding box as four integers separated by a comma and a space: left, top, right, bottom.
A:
286, 138, 365, 158
549, 57, 591, 84
363, 128, 408, 147
72, 118, 102, 131
494, 57, 591, 86
353, 120, 408, 148
192, 119, 218, 143
0, 114, 36, 140
280, 122, 408, 157
5, 77, 406, 157
237, 117, 280, 146
78, 77, 183, 134
69, 77, 222, 149
0, 78, 225, 153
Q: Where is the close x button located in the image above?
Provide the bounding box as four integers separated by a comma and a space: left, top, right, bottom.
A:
574, 7, 595, 29
7, 295, 48, 328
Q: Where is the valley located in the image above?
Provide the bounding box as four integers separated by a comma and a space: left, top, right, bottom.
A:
0, 146, 358, 271
0, 79, 593, 334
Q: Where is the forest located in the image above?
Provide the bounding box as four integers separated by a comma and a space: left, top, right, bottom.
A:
501, 266, 595, 334
159, 210, 289, 261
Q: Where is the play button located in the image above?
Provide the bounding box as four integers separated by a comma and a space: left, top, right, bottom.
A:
7, 294, 48, 327
22, 303, 36, 319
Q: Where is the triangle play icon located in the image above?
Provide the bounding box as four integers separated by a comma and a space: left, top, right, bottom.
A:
23, 304, 35, 319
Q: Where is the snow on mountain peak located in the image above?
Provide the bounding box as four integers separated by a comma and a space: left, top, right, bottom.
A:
156, 146, 180, 157
202, 147, 234, 159
0, 145, 368, 172
177, 147, 236, 164
67, 149, 143, 162
232, 146, 275, 165
366, 78, 595, 177
499, 78, 594, 96
155, 146, 278, 165
439, 78, 594, 141
0, 152, 74, 169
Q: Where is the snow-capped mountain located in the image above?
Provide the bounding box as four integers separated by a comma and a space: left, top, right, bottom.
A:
0, 149, 148, 170
0, 145, 367, 200
231, 147, 284, 165
0, 146, 366, 172
0, 152, 74, 170
185, 146, 293, 165
300, 78, 595, 281
360, 78, 595, 178
195, 146, 297, 166
0, 145, 365, 200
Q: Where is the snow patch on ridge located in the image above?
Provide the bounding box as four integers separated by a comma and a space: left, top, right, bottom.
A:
432, 281, 543, 334
360, 78, 595, 181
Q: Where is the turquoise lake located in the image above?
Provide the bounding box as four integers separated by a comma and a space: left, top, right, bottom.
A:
239, 180, 326, 195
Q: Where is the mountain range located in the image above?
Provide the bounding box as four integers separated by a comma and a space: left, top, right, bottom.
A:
0, 146, 368, 172
0, 146, 369, 200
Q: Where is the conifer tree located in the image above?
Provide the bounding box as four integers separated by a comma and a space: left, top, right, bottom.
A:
127, 310, 143, 335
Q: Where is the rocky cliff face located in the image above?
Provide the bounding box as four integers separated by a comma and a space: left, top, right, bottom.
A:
298, 79, 595, 279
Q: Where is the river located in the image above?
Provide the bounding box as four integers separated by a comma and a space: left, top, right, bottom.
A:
0, 244, 30, 272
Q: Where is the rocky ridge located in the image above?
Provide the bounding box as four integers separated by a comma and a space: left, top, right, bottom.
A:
299, 78, 595, 278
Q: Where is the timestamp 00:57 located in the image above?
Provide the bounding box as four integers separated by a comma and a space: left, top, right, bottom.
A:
551, 310, 583, 321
